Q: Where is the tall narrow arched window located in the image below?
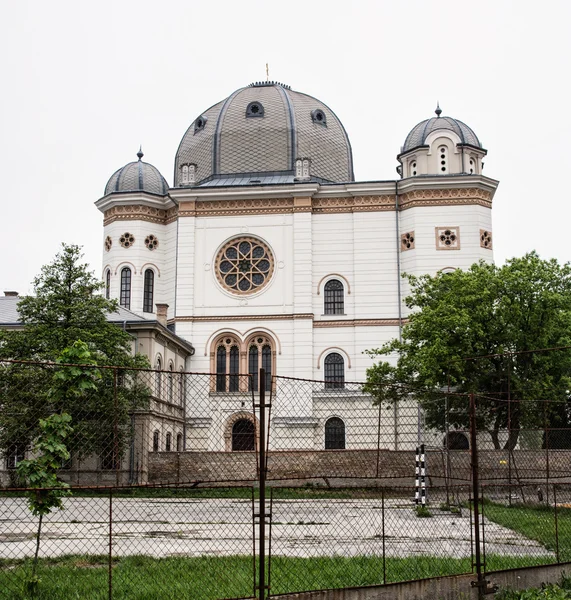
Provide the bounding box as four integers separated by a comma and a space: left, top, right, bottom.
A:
178, 368, 184, 406
143, 269, 154, 313
232, 419, 256, 451
216, 346, 227, 392
165, 432, 172, 452
105, 269, 110, 300
120, 267, 131, 309
176, 432, 183, 452
152, 430, 159, 452
262, 345, 272, 392
324, 280, 344, 315
168, 362, 174, 402
229, 346, 239, 392
155, 357, 162, 398
324, 353, 345, 389
249, 345, 259, 392
325, 417, 346, 449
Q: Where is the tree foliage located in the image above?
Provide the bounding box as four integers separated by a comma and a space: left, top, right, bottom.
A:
0, 245, 149, 463
365, 253, 571, 449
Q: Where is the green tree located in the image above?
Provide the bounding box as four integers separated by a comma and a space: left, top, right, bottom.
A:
0, 244, 149, 467
365, 253, 571, 449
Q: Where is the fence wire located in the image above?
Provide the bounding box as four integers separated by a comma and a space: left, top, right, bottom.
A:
1, 361, 571, 598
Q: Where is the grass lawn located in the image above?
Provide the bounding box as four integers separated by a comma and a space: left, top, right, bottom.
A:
482, 501, 571, 562
0, 553, 553, 600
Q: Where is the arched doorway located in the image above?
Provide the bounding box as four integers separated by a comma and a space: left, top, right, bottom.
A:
232, 419, 255, 451
444, 431, 469, 450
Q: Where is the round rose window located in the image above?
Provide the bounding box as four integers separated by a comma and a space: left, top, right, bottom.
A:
215, 237, 274, 295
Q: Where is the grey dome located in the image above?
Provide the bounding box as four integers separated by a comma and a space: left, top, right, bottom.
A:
175, 82, 354, 186
402, 111, 481, 154
105, 151, 169, 196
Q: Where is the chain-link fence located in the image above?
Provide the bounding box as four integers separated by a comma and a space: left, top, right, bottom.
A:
1, 360, 571, 598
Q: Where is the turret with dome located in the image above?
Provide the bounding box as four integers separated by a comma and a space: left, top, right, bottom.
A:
397, 105, 486, 179
95, 81, 499, 456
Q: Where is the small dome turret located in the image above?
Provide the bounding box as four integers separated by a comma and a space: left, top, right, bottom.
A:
398, 105, 486, 178
104, 149, 169, 196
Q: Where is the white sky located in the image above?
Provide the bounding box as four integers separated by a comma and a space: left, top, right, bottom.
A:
1, 0, 570, 294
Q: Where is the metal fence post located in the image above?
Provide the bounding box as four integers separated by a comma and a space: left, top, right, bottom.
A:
469, 393, 484, 598
108, 488, 113, 600
258, 368, 267, 600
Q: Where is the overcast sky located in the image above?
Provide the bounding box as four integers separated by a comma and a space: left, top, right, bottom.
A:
1, 0, 570, 294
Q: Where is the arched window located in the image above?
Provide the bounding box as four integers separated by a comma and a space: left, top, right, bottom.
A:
232, 419, 255, 451
155, 357, 162, 398
120, 267, 131, 309
143, 269, 154, 313
178, 368, 184, 406
216, 346, 227, 392
439, 146, 447, 173
324, 280, 344, 315
105, 269, 110, 300
165, 432, 172, 452
152, 430, 159, 452
229, 346, 239, 392
168, 362, 174, 402
176, 433, 183, 452
325, 417, 345, 449
324, 353, 345, 389
248, 335, 273, 392
444, 431, 469, 450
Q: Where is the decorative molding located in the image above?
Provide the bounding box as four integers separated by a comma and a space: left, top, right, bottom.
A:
314, 318, 401, 328
312, 195, 395, 214
435, 226, 461, 250
317, 347, 352, 369
316, 273, 351, 295
400, 188, 492, 211
175, 313, 314, 323
401, 231, 415, 251
104, 205, 169, 226
104, 188, 492, 224
480, 229, 493, 250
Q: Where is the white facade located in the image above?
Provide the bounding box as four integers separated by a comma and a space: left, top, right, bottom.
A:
96, 84, 499, 453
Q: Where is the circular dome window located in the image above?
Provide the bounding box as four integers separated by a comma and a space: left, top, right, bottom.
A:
215, 236, 274, 295
246, 102, 265, 118
311, 109, 327, 126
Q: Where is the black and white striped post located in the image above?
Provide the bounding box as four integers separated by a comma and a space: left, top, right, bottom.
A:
415, 444, 427, 506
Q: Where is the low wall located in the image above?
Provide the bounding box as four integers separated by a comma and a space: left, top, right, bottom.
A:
147, 448, 571, 486
253, 563, 571, 600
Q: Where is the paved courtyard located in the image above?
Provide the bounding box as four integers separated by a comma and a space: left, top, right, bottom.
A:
0, 497, 550, 560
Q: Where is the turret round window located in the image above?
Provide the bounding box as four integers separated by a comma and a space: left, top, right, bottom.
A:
119, 233, 135, 248
215, 237, 275, 295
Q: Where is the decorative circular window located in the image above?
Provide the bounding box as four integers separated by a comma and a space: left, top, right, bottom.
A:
145, 235, 159, 251
215, 237, 274, 295
104, 236, 112, 252
119, 232, 135, 248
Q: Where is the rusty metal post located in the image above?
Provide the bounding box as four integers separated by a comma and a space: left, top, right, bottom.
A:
257, 368, 267, 600
469, 393, 484, 598
554, 485, 560, 563
375, 401, 382, 478
507, 356, 512, 506
108, 488, 113, 600
545, 402, 550, 505
382, 487, 386, 584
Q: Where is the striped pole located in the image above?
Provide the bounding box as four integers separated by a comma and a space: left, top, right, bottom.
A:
415, 444, 426, 506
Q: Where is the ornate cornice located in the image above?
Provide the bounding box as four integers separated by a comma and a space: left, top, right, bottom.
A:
312, 195, 395, 213
103, 188, 493, 225
399, 188, 492, 210
314, 318, 401, 328
103, 204, 169, 226
175, 313, 314, 322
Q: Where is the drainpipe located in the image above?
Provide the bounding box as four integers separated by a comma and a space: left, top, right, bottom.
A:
167, 193, 180, 325
394, 181, 403, 450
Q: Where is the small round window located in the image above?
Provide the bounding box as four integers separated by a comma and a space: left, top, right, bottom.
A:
311, 109, 327, 126
246, 102, 265, 118
194, 115, 207, 134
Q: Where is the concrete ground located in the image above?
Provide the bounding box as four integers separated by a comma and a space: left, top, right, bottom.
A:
0, 497, 551, 560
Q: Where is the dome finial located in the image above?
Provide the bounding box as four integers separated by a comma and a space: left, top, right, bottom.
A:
137, 146, 144, 161
435, 102, 442, 118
